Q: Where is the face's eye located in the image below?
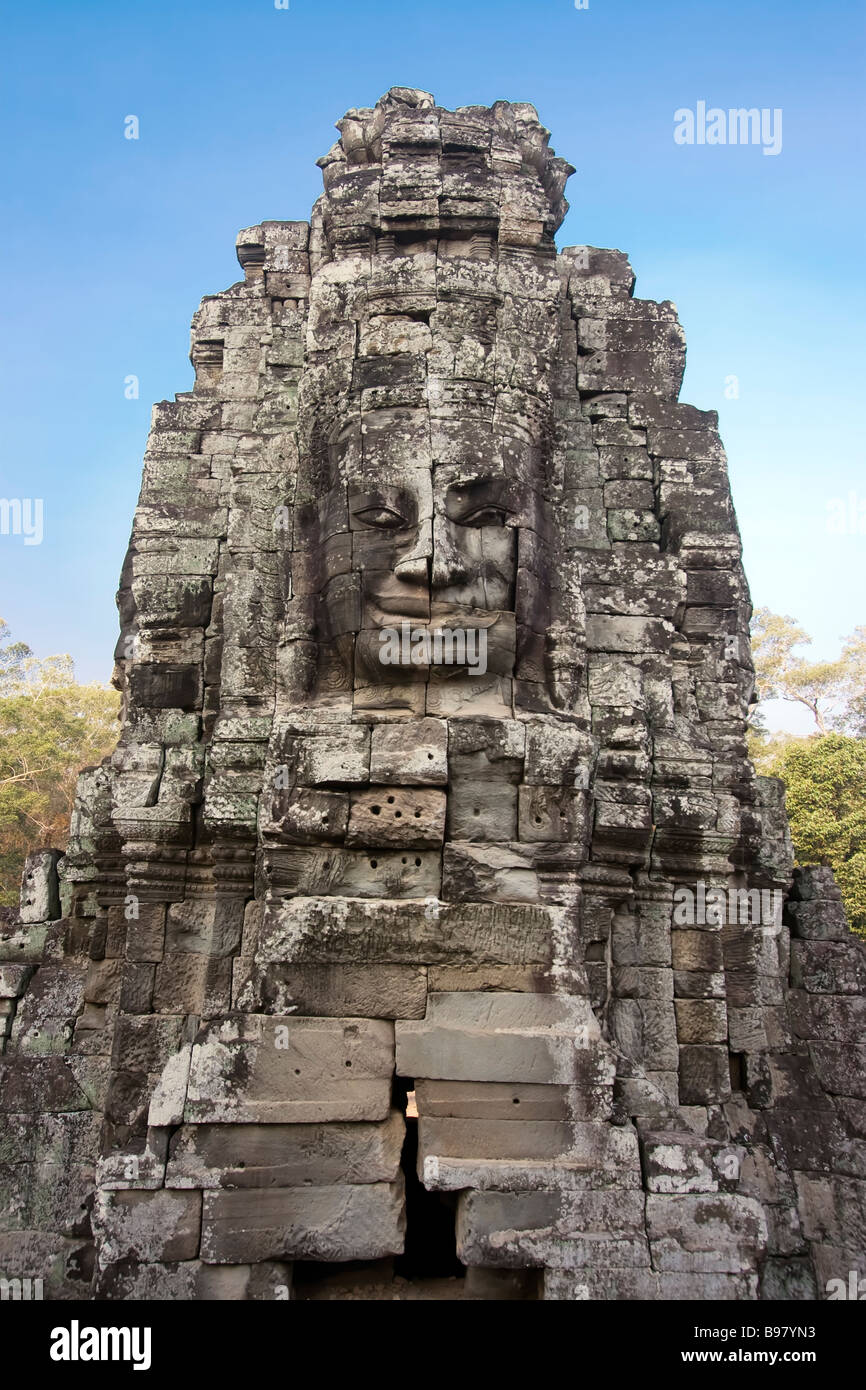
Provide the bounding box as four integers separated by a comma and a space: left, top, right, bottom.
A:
352, 506, 408, 529
459, 505, 511, 527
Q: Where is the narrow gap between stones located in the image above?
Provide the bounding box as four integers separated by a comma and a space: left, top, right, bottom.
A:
392, 1073, 464, 1281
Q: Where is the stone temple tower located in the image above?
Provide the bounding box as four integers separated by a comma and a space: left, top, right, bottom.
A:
2, 88, 864, 1301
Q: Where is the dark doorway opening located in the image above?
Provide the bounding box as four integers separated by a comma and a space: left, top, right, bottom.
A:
392, 1074, 464, 1281
291, 1077, 539, 1298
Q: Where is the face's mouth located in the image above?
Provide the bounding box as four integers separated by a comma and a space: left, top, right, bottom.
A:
365, 603, 502, 631
366, 595, 430, 621
374, 622, 490, 678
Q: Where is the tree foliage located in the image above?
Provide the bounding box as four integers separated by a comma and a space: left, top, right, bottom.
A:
757, 735, 866, 937
750, 608, 866, 735
749, 612, 865, 936
838, 625, 866, 736
0, 620, 119, 905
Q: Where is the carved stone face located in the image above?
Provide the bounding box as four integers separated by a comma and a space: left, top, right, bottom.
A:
304, 408, 549, 713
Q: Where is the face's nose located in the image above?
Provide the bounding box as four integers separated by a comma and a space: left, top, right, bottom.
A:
394, 553, 430, 585
431, 513, 471, 591
392, 516, 432, 589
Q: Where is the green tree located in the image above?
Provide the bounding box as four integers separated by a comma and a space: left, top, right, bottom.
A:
749, 611, 865, 935
0, 620, 119, 905
759, 734, 866, 938
750, 608, 866, 736
838, 625, 866, 736
0, 618, 33, 690
750, 608, 846, 734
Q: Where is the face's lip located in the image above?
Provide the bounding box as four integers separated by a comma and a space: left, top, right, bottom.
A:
367, 596, 431, 621
366, 604, 503, 631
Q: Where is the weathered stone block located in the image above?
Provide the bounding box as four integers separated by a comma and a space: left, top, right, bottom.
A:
523, 723, 595, 787
346, 787, 445, 847
426, 964, 544, 992
791, 866, 843, 902
645, 1194, 767, 1273
293, 727, 370, 785
241, 962, 428, 1019
153, 953, 232, 1015
446, 778, 518, 841
93, 1189, 202, 1264
678, 1044, 731, 1105
200, 1180, 405, 1263
671, 929, 723, 972
543, 1267, 756, 1300
641, 1131, 735, 1194
251, 897, 570, 970
413, 1080, 598, 1122
111, 1015, 185, 1073
421, 1116, 601, 1163
167, 1110, 405, 1188
148, 1045, 193, 1126
674, 998, 727, 1045
791, 940, 866, 994
808, 1044, 866, 1100
19, 851, 62, 924
788, 899, 849, 940
263, 844, 441, 899
94, 1258, 295, 1301
369, 719, 447, 784
0, 963, 34, 999
397, 992, 605, 1085
456, 1188, 649, 1269
609, 998, 679, 1072
165, 900, 244, 956
586, 616, 671, 655
518, 786, 589, 844
0, 1058, 92, 1114
442, 842, 552, 904
185, 1015, 394, 1123
269, 787, 350, 844
125, 904, 167, 962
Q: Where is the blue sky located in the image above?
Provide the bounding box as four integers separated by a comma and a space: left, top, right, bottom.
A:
1, 0, 863, 732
